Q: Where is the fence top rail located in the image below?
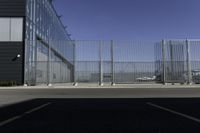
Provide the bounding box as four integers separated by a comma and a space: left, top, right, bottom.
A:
26, 39, 200, 41
164, 39, 200, 41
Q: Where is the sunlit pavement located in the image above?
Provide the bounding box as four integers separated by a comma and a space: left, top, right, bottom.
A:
1, 86, 200, 107
1, 83, 200, 89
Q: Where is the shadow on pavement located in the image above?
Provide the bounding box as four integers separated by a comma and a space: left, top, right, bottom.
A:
0, 98, 200, 133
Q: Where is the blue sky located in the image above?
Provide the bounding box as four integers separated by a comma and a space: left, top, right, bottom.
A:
54, 0, 200, 41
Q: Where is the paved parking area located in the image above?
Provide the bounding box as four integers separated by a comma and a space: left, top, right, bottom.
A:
0, 98, 200, 133
1, 87, 200, 107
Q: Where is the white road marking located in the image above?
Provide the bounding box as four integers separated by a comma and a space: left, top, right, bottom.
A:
25, 103, 51, 114
0, 116, 22, 127
147, 102, 200, 123
0, 102, 51, 127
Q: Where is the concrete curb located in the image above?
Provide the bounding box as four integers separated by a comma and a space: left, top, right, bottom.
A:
0, 84, 200, 89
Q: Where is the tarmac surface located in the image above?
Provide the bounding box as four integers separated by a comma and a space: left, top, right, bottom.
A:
0, 86, 200, 132
0, 98, 200, 132
1, 86, 200, 107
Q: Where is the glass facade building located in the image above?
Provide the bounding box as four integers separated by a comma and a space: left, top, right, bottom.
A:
0, 0, 74, 85
25, 0, 74, 85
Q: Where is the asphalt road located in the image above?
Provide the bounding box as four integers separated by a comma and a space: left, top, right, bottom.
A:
0, 98, 200, 133
2, 87, 200, 107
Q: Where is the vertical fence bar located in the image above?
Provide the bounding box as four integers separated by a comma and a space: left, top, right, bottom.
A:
31, 0, 36, 86
186, 39, 192, 85
99, 41, 103, 86
162, 39, 166, 85
23, 39, 28, 86
47, 40, 52, 86
111, 40, 115, 85
34, 40, 38, 86
73, 40, 77, 86
47, 41, 50, 86
170, 40, 175, 85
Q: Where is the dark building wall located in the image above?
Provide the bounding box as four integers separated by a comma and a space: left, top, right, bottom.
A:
0, 0, 26, 85
0, 42, 23, 84
0, 0, 26, 17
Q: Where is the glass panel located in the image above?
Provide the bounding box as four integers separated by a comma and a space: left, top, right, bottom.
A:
0, 18, 10, 41
11, 18, 23, 42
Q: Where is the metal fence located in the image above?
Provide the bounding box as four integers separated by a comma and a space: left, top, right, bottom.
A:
25, 61, 74, 85
74, 40, 156, 85
25, 40, 74, 85
155, 39, 200, 84
25, 39, 200, 85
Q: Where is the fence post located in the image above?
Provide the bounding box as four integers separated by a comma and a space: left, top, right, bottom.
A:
33, 40, 37, 86
169, 41, 175, 85
99, 41, 103, 86
111, 40, 115, 86
162, 39, 166, 85
186, 39, 192, 85
47, 40, 52, 86
73, 40, 78, 86
23, 39, 28, 86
